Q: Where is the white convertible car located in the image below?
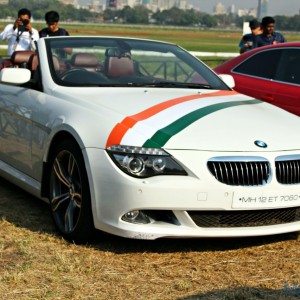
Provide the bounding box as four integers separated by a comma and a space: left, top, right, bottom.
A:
0, 36, 299, 242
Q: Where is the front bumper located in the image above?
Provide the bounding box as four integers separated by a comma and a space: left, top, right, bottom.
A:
83, 148, 300, 239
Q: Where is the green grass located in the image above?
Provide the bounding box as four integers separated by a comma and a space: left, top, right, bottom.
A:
1, 21, 299, 51
1, 22, 299, 67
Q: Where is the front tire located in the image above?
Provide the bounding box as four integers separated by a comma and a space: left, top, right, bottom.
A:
49, 139, 94, 242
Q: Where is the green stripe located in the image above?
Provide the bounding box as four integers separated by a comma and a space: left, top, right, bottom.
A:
143, 100, 261, 148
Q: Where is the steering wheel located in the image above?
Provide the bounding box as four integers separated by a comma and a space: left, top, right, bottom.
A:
60, 68, 109, 85
60, 68, 88, 81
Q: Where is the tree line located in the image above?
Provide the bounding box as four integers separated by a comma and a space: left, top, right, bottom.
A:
0, 0, 95, 22
1, 0, 300, 31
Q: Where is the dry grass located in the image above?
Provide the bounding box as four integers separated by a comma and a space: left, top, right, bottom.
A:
0, 25, 300, 299
0, 177, 299, 300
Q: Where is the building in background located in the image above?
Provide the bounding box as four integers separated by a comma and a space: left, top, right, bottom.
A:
213, 2, 226, 15
237, 8, 257, 17
227, 4, 235, 15
89, 0, 102, 12
59, 0, 76, 5
105, 0, 189, 12
257, 0, 268, 19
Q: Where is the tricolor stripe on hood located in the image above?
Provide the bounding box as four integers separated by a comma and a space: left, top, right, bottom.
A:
106, 90, 260, 148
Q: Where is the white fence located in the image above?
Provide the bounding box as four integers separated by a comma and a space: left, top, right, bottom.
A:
0, 45, 238, 58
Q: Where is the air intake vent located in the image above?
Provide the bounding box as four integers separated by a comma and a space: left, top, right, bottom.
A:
276, 157, 300, 184
189, 207, 300, 228
207, 158, 270, 186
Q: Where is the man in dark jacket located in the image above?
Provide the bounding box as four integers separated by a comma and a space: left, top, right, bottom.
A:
238, 19, 262, 54
39, 11, 69, 37
39, 11, 71, 57
256, 16, 286, 47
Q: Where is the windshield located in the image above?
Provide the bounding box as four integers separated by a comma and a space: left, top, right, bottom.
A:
45, 37, 229, 90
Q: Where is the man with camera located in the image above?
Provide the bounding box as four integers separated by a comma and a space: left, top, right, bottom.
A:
0, 8, 39, 56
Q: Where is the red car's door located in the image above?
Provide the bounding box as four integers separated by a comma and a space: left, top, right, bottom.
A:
271, 81, 300, 115
273, 48, 300, 115
231, 73, 276, 103
228, 48, 300, 116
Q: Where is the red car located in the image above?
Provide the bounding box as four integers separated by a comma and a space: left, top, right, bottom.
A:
214, 42, 300, 116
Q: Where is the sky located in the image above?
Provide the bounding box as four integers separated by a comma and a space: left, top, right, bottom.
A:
192, 0, 300, 16
79, 0, 300, 16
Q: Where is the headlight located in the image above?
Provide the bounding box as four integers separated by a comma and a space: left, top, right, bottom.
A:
106, 145, 188, 178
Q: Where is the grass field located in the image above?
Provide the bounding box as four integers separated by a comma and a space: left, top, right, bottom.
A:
3, 22, 244, 51
1, 22, 300, 66
37, 23, 300, 52
0, 23, 300, 300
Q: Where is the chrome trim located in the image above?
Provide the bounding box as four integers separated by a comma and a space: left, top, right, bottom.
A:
275, 155, 300, 184
207, 156, 270, 186
208, 156, 269, 162
275, 155, 300, 161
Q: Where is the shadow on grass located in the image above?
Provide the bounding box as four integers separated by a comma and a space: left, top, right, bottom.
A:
178, 285, 300, 299
0, 176, 297, 254
0, 177, 55, 233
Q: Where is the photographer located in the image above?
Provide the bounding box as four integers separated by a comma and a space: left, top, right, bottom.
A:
0, 8, 39, 56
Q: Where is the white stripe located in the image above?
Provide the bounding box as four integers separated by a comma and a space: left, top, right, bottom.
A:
121, 93, 253, 146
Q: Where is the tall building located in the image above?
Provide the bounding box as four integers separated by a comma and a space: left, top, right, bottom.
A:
213, 2, 226, 15
228, 4, 235, 15
59, 0, 76, 5
89, 0, 103, 12
257, 0, 268, 19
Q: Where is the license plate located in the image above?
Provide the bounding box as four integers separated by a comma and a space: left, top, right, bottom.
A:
232, 191, 300, 209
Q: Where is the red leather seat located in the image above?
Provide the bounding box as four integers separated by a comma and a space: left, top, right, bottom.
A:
70, 53, 101, 72
105, 56, 134, 78
10, 50, 35, 68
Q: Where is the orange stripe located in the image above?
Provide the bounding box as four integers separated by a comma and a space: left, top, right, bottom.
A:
106, 90, 238, 147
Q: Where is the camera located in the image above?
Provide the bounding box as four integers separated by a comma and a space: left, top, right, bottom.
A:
18, 19, 29, 32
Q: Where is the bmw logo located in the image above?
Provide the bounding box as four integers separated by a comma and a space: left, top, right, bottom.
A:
254, 140, 268, 148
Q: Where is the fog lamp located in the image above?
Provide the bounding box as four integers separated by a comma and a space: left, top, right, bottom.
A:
121, 210, 150, 224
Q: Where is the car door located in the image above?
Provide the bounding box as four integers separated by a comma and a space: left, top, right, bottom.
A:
231, 49, 281, 104
273, 48, 300, 115
0, 84, 33, 176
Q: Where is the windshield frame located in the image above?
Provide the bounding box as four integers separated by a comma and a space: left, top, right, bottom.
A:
45, 36, 229, 90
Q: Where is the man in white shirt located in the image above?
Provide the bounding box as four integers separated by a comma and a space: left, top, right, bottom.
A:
0, 8, 39, 56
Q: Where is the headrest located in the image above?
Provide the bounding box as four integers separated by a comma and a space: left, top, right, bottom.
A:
106, 56, 134, 78
0, 59, 13, 70
105, 47, 131, 58
11, 50, 35, 65
71, 53, 99, 67
52, 55, 60, 72
27, 53, 39, 71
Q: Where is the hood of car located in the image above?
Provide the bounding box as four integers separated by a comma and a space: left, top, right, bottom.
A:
60, 88, 300, 152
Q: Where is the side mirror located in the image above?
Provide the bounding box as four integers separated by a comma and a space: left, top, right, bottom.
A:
219, 74, 235, 89
0, 68, 31, 85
